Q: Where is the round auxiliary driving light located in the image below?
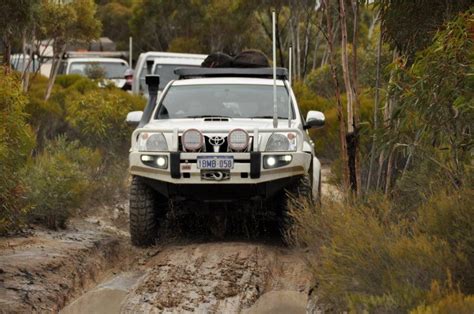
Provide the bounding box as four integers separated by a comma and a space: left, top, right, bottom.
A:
156, 156, 167, 167
182, 128, 203, 151
265, 156, 277, 167
228, 129, 249, 151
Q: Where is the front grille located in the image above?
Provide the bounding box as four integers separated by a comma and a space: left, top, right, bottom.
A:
205, 135, 228, 152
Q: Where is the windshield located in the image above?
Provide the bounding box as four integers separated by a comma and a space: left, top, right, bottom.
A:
68, 61, 127, 79
156, 84, 293, 119
153, 64, 199, 90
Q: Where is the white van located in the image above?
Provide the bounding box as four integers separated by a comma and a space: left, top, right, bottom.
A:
10, 54, 40, 73
132, 52, 207, 96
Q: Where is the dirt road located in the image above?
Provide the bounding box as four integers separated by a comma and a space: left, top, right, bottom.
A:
1, 167, 334, 313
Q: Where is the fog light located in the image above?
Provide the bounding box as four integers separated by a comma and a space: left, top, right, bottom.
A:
265, 156, 276, 167
263, 155, 293, 169
141, 155, 154, 162
141, 155, 168, 169
156, 156, 167, 167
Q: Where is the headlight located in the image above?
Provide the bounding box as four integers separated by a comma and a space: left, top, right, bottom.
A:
265, 133, 297, 152
138, 132, 168, 151
182, 128, 203, 152
228, 129, 249, 151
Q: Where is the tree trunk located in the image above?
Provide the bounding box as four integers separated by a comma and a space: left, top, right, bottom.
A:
275, 10, 285, 68
323, 0, 349, 193
302, 9, 313, 78
366, 19, 382, 191
311, 25, 321, 71
350, 0, 361, 197
45, 44, 65, 101
2, 35, 12, 74
21, 30, 33, 93
339, 0, 358, 194
296, 13, 301, 79
368, 10, 380, 40
376, 50, 398, 192
384, 147, 395, 195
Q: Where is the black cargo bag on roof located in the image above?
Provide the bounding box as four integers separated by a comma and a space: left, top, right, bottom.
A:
201, 52, 233, 68
232, 50, 270, 68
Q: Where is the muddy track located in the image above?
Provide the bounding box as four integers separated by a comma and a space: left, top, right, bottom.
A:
0, 227, 124, 313
1, 166, 333, 313
120, 243, 310, 313
0, 201, 138, 313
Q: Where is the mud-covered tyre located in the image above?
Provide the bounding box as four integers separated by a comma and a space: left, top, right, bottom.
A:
129, 176, 159, 246
287, 174, 313, 202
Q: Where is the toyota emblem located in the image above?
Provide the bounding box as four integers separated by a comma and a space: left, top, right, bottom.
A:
209, 136, 225, 146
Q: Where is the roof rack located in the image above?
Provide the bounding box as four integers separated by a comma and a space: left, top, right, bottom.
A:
174, 67, 288, 80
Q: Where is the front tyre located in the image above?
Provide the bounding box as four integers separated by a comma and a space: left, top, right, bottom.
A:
129, 176, 159, 246
287, 174, 313, 202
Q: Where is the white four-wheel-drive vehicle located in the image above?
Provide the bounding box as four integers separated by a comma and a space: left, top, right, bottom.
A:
132, 52, 207, 96
126, 67, 325, 246
59, 57, 129, 87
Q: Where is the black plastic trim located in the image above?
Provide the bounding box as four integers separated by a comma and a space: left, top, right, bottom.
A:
250, 152, 261, 179
170, 152, 181, 179
138, 75, 160, 128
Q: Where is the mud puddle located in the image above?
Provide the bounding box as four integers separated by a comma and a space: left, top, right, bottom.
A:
61, 272, 144, 314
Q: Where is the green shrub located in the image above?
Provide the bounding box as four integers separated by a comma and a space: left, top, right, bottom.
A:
65, 88, 145, 154
288, 196, 456, 313
26, 74, 101, 150
417, 189, 474, 294
0, 71, 35, 234
56, 74, 98, 93
23, 137, 101, 229
306, 64, 343, 98
294, 88, 374, 161
26, 75, 69, 150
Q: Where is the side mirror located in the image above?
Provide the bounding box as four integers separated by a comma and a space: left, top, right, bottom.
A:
126, 111, 143, 127
305, 111, 325, 129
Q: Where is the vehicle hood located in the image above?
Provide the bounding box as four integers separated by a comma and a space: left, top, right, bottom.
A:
142, 118, 300, 131
98, 78, 126, 88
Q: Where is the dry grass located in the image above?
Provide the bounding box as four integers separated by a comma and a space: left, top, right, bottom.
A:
287, 187, 473, 313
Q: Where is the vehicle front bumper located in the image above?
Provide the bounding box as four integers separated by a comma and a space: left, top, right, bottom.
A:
129, 151, 312, 185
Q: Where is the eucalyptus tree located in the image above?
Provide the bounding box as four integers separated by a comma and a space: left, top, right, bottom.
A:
38, 0, 101, 100
0, 0, 37, 73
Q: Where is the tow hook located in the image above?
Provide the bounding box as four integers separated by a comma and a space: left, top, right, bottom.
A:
201, 170, 230, 181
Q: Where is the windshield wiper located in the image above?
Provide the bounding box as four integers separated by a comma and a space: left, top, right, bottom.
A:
250, 115, 288, 119
185, 115, 232, 118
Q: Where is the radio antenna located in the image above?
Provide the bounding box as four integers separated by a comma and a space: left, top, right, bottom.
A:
272, 10, 278, 129
288, 46, 292, 127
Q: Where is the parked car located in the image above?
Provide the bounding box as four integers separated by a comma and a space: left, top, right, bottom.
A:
126, 67, 325, 246
132, 52, 206, 96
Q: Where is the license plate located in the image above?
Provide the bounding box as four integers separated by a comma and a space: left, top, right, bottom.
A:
197, 156, 234, 169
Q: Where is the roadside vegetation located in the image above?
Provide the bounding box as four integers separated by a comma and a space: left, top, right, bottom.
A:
289, 7, 473, 313
0, 70, 145, 233
0, 0, 472, 312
